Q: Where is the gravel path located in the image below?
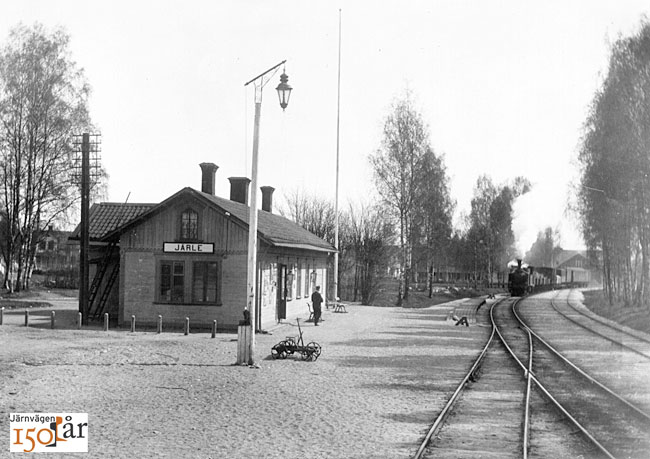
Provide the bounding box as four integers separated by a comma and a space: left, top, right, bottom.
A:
0, 294, 487, 458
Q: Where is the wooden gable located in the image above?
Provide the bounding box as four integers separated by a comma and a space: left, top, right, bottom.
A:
119, 193, 249, 254
557, 253, 588, 269
82, 187, 335, 255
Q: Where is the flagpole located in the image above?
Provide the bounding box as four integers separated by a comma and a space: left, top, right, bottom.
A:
333, 8, 342, 301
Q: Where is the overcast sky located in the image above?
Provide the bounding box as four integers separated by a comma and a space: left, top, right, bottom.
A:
2, 1, 649, 254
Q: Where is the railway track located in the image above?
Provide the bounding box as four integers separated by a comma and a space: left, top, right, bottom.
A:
519, 290, 650, 414
551, 289, 650, 360
413, 297, 528, 458
511, 297, 650, 458
414, 295, 650, 458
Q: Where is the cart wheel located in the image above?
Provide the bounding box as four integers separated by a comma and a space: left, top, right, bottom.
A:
279, 343, 290, 359
271, 344, 288, 360
281, 340, 295, 355
271, 348, 279, 359
271, 344, 280, 359
304, 342, 321, 361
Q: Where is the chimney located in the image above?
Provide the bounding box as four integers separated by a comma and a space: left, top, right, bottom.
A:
199, 163, 218, 195
260, 186, 275, 213
228, 177, 251, 205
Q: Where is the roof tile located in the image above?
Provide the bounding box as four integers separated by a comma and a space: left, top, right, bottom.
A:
70, 203, 155, 240
71, 189, 334, 253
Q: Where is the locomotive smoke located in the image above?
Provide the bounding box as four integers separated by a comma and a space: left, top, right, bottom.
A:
511, 182, 584, 256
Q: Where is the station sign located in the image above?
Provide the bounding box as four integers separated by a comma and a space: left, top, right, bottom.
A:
163, 242, 214, 254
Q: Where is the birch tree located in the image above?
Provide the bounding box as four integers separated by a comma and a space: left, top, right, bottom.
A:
412, 148, 454, 297
577, 20, 650, 307
280, 189, 339, 243
0, 24, 96, 291
370, 92, 430, 305
280, 190, 392, 303
468, 175, 529, 285
347, 203, 393, 305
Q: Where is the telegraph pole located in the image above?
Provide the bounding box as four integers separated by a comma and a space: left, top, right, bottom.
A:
75, 133, 101, 325
79, 133, 90, 325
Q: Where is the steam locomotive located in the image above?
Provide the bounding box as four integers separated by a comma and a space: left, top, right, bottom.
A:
507, 259, 530, 296
507, 259, 589, 296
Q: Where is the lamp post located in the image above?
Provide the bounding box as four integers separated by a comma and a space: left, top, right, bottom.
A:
238, 61, 292, 365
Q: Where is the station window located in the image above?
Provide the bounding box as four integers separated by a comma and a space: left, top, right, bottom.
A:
180, 209, 199, 240
192, 261, 221, 304
310, 270, 317, 292
286, 269, 294, 301
296, 262, 302, 298
160, 261, 185, 303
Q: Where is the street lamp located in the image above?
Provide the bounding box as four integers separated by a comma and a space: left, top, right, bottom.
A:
238, 61, 291, 366
276, 72, 292, 110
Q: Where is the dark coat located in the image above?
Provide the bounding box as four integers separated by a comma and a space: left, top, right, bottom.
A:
311, 290, 323, 309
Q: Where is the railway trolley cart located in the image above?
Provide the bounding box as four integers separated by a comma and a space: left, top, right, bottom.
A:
271, 318, 321, 361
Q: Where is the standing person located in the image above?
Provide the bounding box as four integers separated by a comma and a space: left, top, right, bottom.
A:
311, 286, 324, 326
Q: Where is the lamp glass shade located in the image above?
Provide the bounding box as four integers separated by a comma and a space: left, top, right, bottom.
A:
276, 73, 292, 110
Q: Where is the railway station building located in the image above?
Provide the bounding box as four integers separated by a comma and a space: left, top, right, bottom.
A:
554, 250, 599, 286
71, 163, 335, 331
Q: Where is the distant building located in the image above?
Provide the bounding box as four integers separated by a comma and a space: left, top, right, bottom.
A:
553, 249, 599, 286
70, 163, 335, 331
34, 227, 79, 273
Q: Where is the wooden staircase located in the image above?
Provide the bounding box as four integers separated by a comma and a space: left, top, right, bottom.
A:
88, 242, 119, 319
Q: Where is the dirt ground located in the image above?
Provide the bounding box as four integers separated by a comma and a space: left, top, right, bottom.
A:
0, 292, 486, 459
3, 288, 642, 458
581, 288, 650, 334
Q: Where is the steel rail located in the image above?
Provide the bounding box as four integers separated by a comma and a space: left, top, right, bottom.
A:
521, 299, 534, 459
526, 371, 616, 459
491, 299, 529, 375
551, 291, 650, 359
514, 300, 650, 422
500, 299, 617, 459
565, 291, 650, 344
412, 298, 503, 459
491, 299, 534, 459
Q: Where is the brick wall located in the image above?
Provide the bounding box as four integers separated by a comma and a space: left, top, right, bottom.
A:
120, 250, 252, 330
111, 193, 332, 331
